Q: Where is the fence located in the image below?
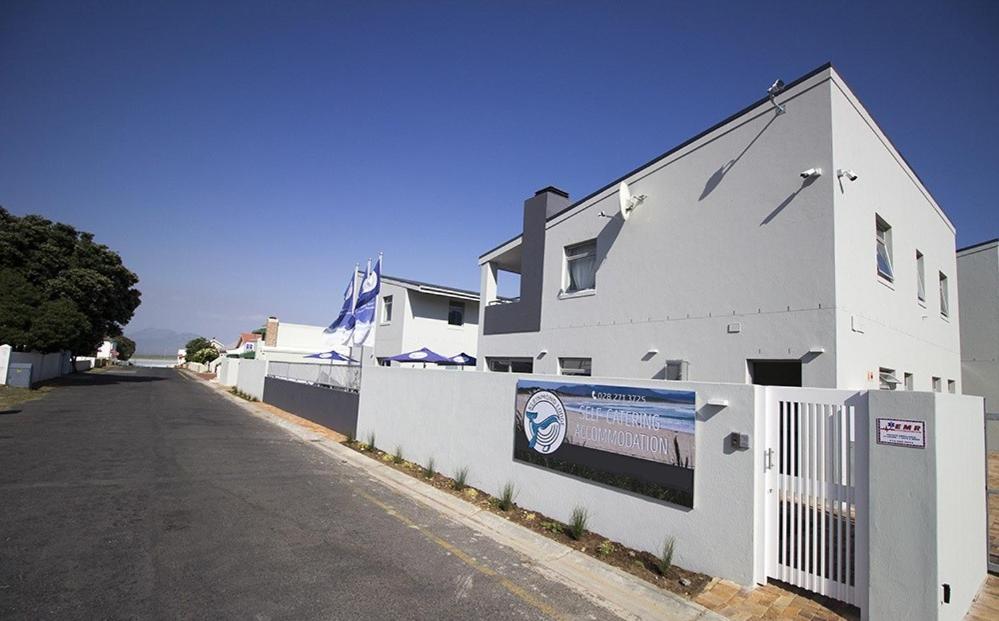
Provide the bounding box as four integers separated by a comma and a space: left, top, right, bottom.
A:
355, 366, 987, 621
266, 361, 360, 392
0, 346, 71, 386
263, 376, 359, 437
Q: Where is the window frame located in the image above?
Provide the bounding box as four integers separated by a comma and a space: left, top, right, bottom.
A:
563, 239, 597, 294
559, 357, 592, 377
947, 379, 956, 394
382, 295, 393, 324
939, 272, 949, 317
875, 215, 894, 282
447, 300, 465, 326
915, 250, 925, 303
932, 376, 942, 392
903, 372, 914, 391
878, 367, 901, 391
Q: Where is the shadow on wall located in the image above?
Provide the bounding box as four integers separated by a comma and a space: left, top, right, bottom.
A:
699, 114, 778, 201
761, 174, 819, 226
594, 210, 624, 274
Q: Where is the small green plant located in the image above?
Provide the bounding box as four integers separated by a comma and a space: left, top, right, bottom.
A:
596, 540, 615, 556
567, 506, 589, 540
392, 445, 404, 464
345, 428, 355, 443
498, 482, 516, 511
424, 456, 436, 478
540, 520, 561, 534
367, 431, 376, 451
453, 466, 469, 490
656, 536, 676, 575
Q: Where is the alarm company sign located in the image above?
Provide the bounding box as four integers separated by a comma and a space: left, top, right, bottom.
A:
876, 418, 926, 449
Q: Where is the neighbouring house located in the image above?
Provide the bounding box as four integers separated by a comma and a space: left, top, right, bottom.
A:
477, 63, 961, 390
176, 348, 186, 366
957, 238, 998, 414
374, 275, 479, 366
209, 337, 228, 352
95, 339, 118, 361
229, 332, 262, 356
254, 316, 343, 363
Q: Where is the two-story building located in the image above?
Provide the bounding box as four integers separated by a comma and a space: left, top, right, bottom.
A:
477, 63, 961, 390
958, 238, 998, 413
375, 275, 479, 365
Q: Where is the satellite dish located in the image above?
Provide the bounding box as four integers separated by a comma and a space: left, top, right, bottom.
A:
618, 181, 646, 221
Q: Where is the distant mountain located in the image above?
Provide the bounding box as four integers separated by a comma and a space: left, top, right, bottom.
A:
126, 328, 201, 357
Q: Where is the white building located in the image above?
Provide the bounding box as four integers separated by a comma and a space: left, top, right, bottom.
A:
477, 63, 961, 390
95, 339, 117, 360
374, 275, 479, 365
254, 317, 340, 363
957, 238, 998, 414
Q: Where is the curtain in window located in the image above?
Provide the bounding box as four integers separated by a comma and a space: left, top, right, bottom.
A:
876, 238, 893, 280
940, 279, 949, 316
568, 255, 596, 291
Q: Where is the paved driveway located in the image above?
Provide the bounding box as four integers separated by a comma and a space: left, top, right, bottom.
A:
0, 367, 615, 620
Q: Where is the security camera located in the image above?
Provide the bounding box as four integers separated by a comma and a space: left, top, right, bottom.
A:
837, 169, 858, 181
800, 168, 822, 179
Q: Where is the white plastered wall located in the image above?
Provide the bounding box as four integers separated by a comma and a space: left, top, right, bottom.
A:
830, 70, 961, 391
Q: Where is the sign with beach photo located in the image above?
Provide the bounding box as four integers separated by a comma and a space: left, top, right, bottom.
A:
513, 379, 696, 508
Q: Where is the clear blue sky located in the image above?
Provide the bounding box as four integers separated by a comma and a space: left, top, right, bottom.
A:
2, 1, 997, 341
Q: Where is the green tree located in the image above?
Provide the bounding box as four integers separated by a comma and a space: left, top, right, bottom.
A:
189, 347, 219, 365
0, 207, 141, 355
113, 335, 136, 361
185, 337, 212, 361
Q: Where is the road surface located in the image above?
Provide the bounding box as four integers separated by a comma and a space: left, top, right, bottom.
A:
0, 367, 616, 620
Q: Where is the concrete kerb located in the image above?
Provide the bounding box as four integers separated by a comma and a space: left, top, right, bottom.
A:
190, 372, 724, 621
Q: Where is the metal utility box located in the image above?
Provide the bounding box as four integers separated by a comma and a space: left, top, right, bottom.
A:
6, 363, 32, 388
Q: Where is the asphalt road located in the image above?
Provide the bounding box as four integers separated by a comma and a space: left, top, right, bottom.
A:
0, 367, 616, 620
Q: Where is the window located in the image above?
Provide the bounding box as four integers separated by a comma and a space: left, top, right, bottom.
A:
878, 367, 901, 391
939, 272, 949, 317
382, 295, 393, 323
947, 379, 956, 394
448, 301, 465, 326
932, 376, 942, 392
665, 360, 689, 381
875, 216, 894, 281
903, 372, 913, 391
486, 357, 533, 373
559, 358, 592, 376
564, 240, 597, 293
915, 251, 925, 302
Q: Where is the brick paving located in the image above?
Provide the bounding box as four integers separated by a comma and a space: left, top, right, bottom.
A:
695, 579, 858, 620
965, 575, 999, 621
988, 452, 998, 567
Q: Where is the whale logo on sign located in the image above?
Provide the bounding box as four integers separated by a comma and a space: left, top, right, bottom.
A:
523, 390, 567, 454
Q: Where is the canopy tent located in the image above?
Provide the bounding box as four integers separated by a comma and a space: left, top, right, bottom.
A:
304, 350, 356, 363
440, 352, 476, 366
383, 347, 450, 364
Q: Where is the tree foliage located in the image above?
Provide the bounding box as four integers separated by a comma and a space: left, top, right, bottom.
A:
185, 337, 212, 361
113, 335, 136, 361
0, 208, 141, 354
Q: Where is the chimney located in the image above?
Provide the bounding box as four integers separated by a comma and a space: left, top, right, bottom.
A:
520, 185, 569, 314
264, 316, 279, 347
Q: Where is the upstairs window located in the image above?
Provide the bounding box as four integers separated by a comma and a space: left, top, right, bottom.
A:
932, 376, 942, 392
875, 216, 894, 282
382, 295, 393, 323
939, 272, 949, 317
879, 367, 901, 391
947, 379, 956, 394
448, 301, 465, 326
559, 357, 592, 377
915, 251, 925, 302
903, 372, 913, 391
564, 240, 597, 293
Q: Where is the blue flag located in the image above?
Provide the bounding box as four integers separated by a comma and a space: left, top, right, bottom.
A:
351, 257, 381, 347
324, 271, 357, 344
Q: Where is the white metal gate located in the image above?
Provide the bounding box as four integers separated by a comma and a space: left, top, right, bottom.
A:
764, 388, 868, 609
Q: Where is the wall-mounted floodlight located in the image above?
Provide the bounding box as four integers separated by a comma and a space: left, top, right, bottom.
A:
800, 168, 822, 179
837, 169, 859, 181
646, 348, 659, 355
768, 79, 786, 115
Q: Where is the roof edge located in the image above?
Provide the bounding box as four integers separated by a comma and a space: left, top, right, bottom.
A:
478, 62, 834, 259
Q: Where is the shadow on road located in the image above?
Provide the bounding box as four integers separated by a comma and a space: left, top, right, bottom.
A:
48, 372, 167, 387
0, 409, 22, 416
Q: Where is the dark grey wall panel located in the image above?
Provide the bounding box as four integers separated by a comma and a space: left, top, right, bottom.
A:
263, 377, 358, 437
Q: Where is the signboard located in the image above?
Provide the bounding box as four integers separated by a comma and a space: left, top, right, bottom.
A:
876, 418, 926, 448
513, 379, 696, 508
